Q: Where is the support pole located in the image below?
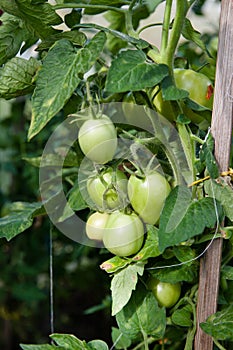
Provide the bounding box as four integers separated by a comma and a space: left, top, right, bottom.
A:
194, 1, 233, 349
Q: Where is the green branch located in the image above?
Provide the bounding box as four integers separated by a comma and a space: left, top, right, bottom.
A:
161, 0, 173, 54
53, 3, 126, 13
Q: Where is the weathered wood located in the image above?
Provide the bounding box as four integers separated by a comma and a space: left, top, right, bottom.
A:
194, 1, 233, 349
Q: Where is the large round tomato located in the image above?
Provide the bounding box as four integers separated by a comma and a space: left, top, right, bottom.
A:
87, 168, 128, 211
148, 277, 181, 308
152, 69, 214, 125
127, 172, 171, 225
78, 115, 117, 164
103, 211, 144, 257
86, 211, 109, 241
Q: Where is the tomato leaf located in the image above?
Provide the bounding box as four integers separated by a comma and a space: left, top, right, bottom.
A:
149, 261, 198, 284
20, 345, 64, 350
158, 185, 223, 252
28, 32, 106, 140
204, 179, 233, 221
200, 304, 233, 341
105, 50, 169, 92
182, 18, 206, 52
88, 340, 109, 350
2, 0, 63, 39
0, 57, 40, 99
132, 225, 161, 261
0, 14, 26, 65
171, 305, 193, 327
100, 256, 132, 273
161, 75, 189, 101
116, 285, 166, 341
36, 30, 87, 51
221, 266, 233, 281
111, 327, 131, 350
50, 333, 90, 349
199, 133, 219, 179
111, 262, 145, 316
0, 202, 45, 241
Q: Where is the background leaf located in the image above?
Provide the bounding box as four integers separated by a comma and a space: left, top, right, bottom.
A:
0, 202, 44, 241
111, 262, 144, 316
105, 50, 169, 92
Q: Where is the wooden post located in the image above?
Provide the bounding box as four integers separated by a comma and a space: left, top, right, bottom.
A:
194, 1, 233, 349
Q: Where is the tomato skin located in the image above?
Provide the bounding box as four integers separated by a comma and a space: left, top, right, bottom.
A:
103, 211, 144, 257
152, 69, 214, 125
86, 212, 109, 241
148, 278, 181, 308
174, 69, 213, 109
87, 168, 128, 211
78, 115, 117, 164
127, 172, 170, 225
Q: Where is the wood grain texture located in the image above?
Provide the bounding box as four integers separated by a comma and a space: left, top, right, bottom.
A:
194, 1, 233, 349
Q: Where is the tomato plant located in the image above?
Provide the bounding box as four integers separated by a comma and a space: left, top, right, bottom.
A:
1, 1, 232, 350
86, 211, 109, 241
148, 277, 181, 308
127, 172, 171, 225
103, 211, 144, 257
78, 115, 117, 164
87, 168, 128, 211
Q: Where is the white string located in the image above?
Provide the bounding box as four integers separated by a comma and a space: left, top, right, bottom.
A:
49, 226, 55, 335
110, 332, 123, 350
147, 179, 220, 271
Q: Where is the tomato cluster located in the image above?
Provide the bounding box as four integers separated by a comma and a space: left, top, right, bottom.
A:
78, 114, 171, 257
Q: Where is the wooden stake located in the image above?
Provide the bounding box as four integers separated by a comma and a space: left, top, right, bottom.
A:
194, 1, 233, 349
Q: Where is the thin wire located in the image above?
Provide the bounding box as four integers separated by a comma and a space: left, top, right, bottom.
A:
147, 179, 220, 270
49, 225, 55, 335
110, 332, 123, 350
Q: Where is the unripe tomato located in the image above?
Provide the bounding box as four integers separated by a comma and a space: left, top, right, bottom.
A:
87, 168, 128, 211
78, 115, 117, 164
152, 69, 214, 125
127, 172, 171, 225
174, 69, 213, 109
86, 212, 109, 241
103, 211, 144, 257
148, 277, 181, 308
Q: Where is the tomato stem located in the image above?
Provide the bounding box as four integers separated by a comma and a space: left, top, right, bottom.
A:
161, 0, 188, 72
160, 0, 173, 55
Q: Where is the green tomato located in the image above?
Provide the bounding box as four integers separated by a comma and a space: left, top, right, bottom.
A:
86, 212, 109, 241
128, 172, 171, 225
152, 69, 214, 126
87, 168, 128, 211
78, 115, 117, 164
174, 69, 214, 109
103, 211, 144, 257
148, 278, 181, 308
